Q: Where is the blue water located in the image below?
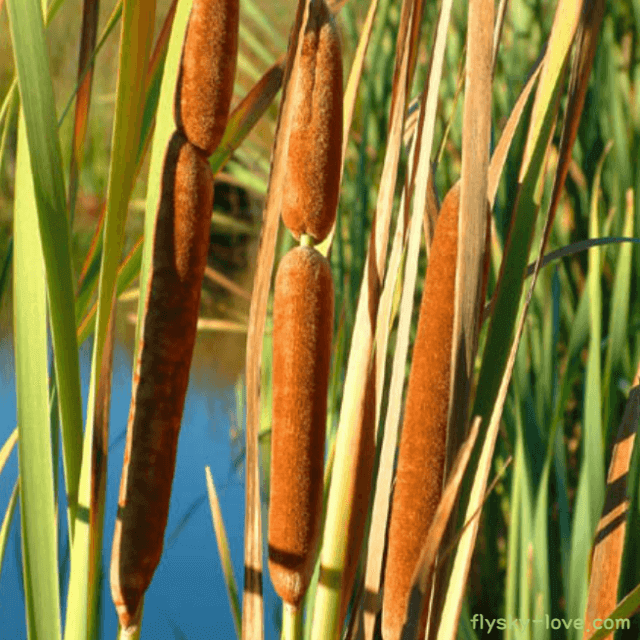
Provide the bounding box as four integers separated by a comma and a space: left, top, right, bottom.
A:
0, 334, 280, 639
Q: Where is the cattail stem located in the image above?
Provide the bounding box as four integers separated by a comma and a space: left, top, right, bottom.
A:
281, 603, 303, 640
300, 233, 314, 247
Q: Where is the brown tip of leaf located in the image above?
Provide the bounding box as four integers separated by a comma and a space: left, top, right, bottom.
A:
382, 183, 460, 640
268, 245, 334, 606
175, 0, 239, 156
281, 0, 343, 242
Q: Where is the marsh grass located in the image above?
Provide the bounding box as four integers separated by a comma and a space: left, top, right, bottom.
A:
2, 0, 640, 639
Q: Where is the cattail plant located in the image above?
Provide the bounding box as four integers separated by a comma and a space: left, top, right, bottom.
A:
381, 184, 461, 640
280, 0, 343, 243
3, 0, 613, 636
267, 0, 343, 629
379, 179, 492, 640
268, 244, 334, 606
110, 131, 215, 629
110, 0, 238, 630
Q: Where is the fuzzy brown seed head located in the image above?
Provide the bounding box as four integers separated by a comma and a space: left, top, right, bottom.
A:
268, 245, 334, 606
111, 132, 213, 630
281, 0, 343, 243
175, 0, 239, 156
381, 184, 460, 640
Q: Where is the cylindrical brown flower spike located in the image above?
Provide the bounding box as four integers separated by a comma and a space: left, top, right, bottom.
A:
269, 245, 334, 606
110, 132, 214, 631
281, 0, 343, 243
381, 184, 461, 640
175, 0, 239, 156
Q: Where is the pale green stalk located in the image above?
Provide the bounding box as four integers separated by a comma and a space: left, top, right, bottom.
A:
282, 604, 303, 640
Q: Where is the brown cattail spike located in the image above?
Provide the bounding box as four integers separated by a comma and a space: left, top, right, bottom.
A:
175, 0, 239, 156
382, 184, 461, 640
110, 131, 214, 630
281, 0, 343, 243
269, 245, 334, 606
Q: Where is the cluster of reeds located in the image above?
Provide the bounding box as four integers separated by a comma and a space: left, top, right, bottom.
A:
242, 0, 626, 639
110, 0, 238, 631
6, 0, 640, 638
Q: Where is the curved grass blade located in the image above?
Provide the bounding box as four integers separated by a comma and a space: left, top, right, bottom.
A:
206, 467, 242, 639
0, 429, 18, 478
0, 480, 19, 584
522, 236, 640, 278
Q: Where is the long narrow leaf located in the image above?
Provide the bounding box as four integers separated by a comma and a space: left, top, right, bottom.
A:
472, 0, 583, 440
6, 0, 84, 534
448, 0, 493, 460
13, 114, 62, 640
566, 143, 608, 640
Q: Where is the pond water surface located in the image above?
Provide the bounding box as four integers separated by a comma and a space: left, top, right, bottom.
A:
0, 313, 281, 639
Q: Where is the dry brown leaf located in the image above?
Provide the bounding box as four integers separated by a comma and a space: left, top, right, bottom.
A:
583, 359, 640, 638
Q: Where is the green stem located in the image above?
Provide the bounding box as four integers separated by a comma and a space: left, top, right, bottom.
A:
300, 233, 314, 248
281, 602, 303, 640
